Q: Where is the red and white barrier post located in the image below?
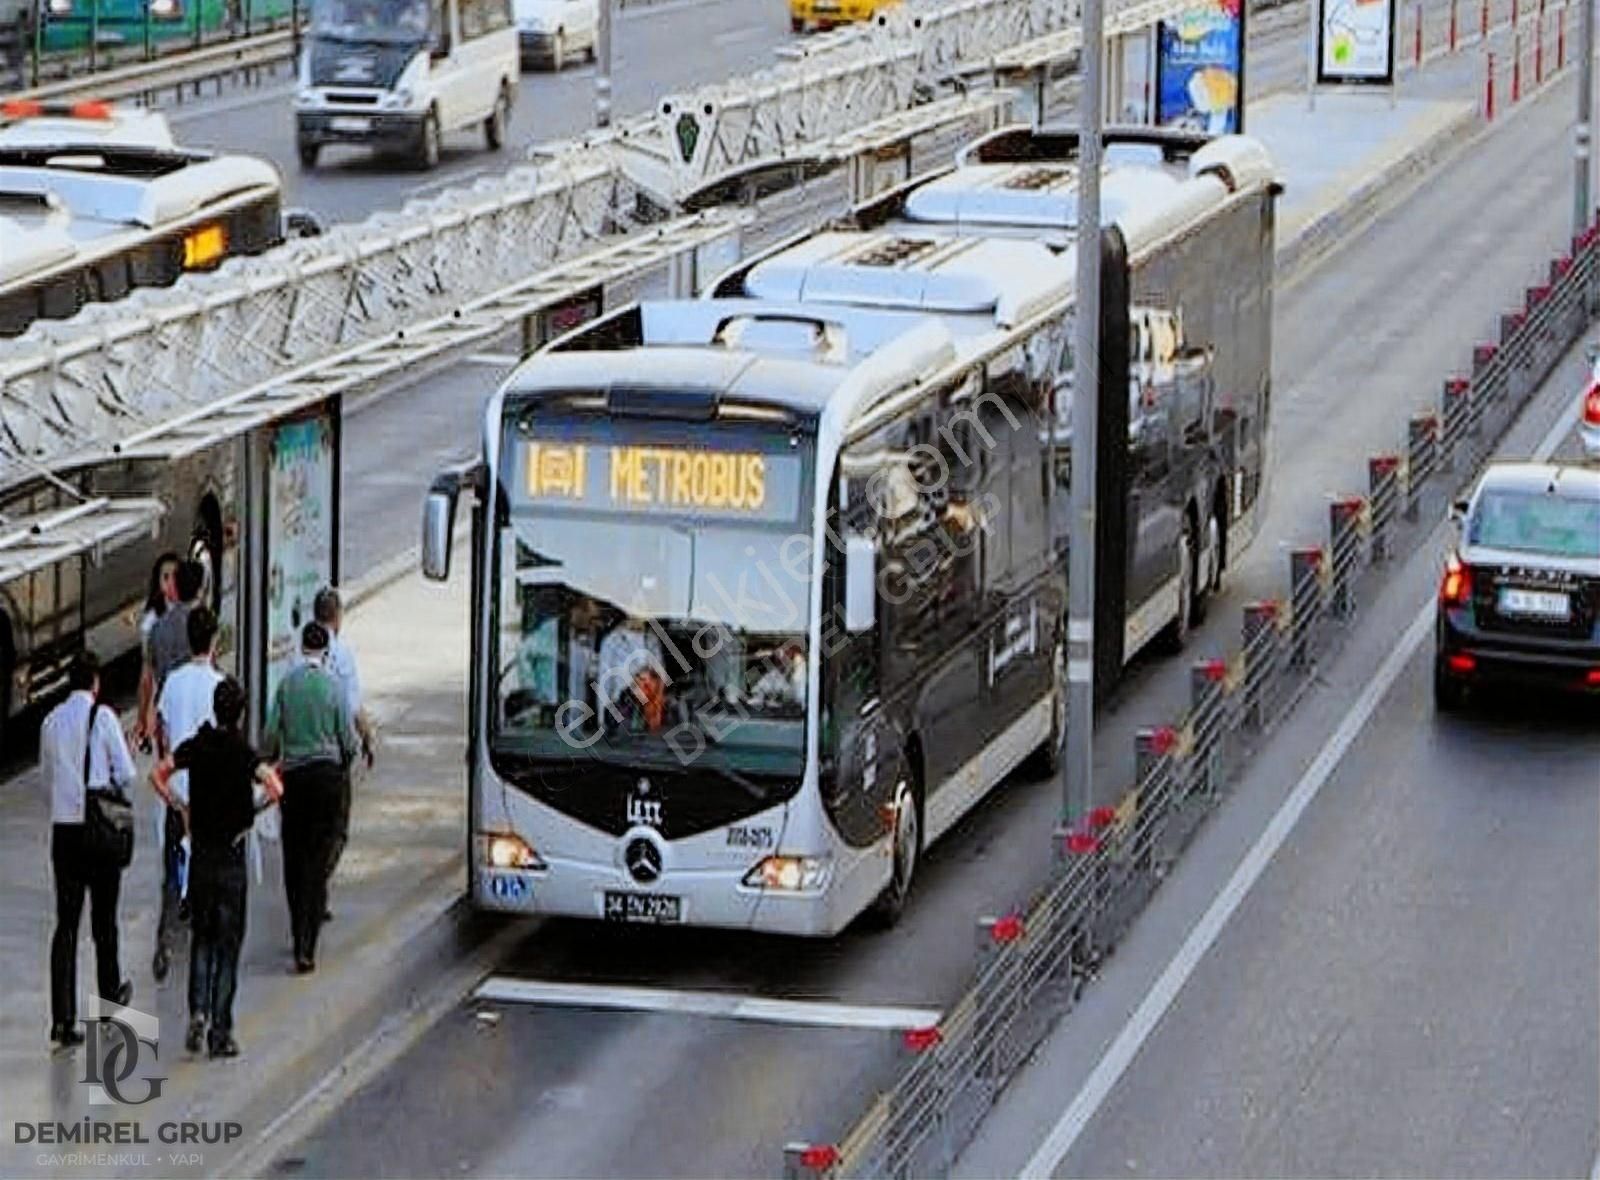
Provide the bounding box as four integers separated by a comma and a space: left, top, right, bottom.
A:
1450, 0, 1459, 51
1536, 4, 1544, 82
1486, 49, 1497, 118
1513, 31, 1522, 101
1416, 1, 1425, 64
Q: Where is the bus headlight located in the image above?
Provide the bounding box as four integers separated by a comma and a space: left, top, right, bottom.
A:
742, 855, 830, 892
484, 833, 546, 870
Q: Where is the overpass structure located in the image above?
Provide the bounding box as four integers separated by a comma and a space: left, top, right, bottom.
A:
0, 0, 1195, 501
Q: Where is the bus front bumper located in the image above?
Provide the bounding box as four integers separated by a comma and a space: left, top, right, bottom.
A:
474, 859, 854, 938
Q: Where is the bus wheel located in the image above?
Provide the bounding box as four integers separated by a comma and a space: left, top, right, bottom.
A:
414, 110, 441, 171
485, 87, 509, 151
869, 777, 920, 927
1192, 508, 1221, 625
1160, 517, 1194, 654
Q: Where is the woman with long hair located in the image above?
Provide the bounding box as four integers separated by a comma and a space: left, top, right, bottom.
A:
135, 552, 180, 751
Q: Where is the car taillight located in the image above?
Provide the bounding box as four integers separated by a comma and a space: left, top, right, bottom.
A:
1440, 553, 1472, 606
1584, 383, 1600, 426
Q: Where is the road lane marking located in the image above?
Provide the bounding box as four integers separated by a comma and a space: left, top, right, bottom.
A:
1021, 374, 1583, 1180
405, 165, 491, 198
474, 977, 941, 1030
466, 352, 521, 366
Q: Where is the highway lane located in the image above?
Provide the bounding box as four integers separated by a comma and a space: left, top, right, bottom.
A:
263, 44, 1591, 1180
1037, 359, 1600, 1180
156, 0, 1330, 228
162, 0, 794, 224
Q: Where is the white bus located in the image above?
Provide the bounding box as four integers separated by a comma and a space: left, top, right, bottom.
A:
0, 100, 300, 750
420, 132, 1278, 935
0, 101, 290, 336
295, 0, 519, 170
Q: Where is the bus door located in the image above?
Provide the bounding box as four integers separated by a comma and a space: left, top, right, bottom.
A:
1125, 311, 1183, 640
977, 348, 1052, 752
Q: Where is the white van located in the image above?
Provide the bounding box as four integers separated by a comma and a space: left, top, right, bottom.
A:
513, 0, 596, 70
295, 0, 519, 170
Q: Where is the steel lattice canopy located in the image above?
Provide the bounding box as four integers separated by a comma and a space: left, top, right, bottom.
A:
0, 496, 164, 585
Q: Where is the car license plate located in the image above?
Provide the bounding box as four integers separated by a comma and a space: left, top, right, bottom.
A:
1498, 587, 1570, 619
330, 116, 371, 133
603, 892, 682, 923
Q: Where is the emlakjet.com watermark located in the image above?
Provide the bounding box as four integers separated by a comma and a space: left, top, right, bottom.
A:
13, 995, 242, 1165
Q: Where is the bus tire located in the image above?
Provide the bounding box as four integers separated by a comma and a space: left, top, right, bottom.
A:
414, 109, 441, 171
868, 774, 921, 928
1191, 504, 1220, 625
296, 140, 319, 170
1159, 515, 1195, 654
485, 86, 509, 151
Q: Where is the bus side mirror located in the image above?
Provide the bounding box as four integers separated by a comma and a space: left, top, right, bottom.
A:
844, 535, 877, 634
1449, 497, 1469, 524
422, 477, 460, 582
282, 207, 324, 240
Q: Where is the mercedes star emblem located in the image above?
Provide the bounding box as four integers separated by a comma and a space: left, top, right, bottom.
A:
625, 837, 662, 885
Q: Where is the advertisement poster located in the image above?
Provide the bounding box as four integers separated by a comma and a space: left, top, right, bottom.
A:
265, 412, 336, 709
1317, 0, 1396, 84
1155, 0, 1246, 135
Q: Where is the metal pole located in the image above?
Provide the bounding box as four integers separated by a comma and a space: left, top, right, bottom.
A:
1064, 0, 1103, 833
1306, 0, 1319, 110
595, 0, 613, 129
1577, 0, 1594, 235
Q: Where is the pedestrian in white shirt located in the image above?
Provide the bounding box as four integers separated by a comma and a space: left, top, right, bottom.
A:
40, 652, 135, 1048
151, 606, 223, 983
313, 588, 373, 903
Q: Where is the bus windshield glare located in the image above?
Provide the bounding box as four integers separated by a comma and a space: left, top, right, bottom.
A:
491, 416, 815, 777
310, 0, 432, 43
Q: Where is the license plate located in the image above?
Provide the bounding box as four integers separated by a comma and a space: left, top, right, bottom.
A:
330, 116, 372, 133
603, 892, 682, 923
1498, 587, 1571, 619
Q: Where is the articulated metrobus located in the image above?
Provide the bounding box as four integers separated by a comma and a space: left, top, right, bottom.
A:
0, 101, 305, 748
420, 129, 1278, 935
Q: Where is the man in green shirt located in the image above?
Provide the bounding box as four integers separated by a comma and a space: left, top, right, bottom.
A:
263, 621, 357, 974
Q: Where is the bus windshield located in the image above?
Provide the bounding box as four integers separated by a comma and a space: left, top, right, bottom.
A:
490, 417, 815, 777
310, 0, 432, 43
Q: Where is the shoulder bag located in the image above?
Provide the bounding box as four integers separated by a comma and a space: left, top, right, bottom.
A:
82, 702, 135, 869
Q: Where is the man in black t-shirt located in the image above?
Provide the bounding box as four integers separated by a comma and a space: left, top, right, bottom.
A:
154, 677, 281, 1059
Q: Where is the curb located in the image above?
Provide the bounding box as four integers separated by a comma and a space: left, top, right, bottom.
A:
1278, 56, 1583, 287
1276, 101, 1482, 285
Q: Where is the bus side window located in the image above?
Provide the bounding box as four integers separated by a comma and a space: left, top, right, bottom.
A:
460, 0, 485, 39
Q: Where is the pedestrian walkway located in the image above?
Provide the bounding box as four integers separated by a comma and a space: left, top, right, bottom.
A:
0, 31, 1507, 1180
0, 572, 470, 1179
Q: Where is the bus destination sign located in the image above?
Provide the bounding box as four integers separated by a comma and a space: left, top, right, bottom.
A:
521, 441, 803, 522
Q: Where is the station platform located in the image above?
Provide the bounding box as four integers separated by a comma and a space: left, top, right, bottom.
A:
0, 32, 1521, 1179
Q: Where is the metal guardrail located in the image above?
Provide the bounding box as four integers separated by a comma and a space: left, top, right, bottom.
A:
780, 212, 1600, 1180
4, 26, 297, 104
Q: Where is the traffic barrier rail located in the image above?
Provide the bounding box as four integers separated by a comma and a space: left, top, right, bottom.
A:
780, 209, 1600, 1180
4, 26, 297, 105
1478, 1, 1572, 118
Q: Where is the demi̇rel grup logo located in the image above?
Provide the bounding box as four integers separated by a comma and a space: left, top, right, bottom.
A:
81, 994, 165, 1107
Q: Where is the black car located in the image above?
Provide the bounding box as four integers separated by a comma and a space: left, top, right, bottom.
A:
1435, 462, 1600, 710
